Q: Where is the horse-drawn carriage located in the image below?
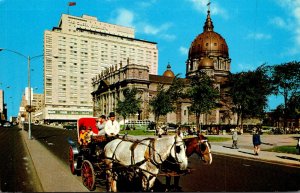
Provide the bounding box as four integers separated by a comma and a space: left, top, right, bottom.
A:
68, 117, 112, 190
68, 117, 212, 192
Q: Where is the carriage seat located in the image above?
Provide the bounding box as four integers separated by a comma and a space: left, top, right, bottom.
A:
91, 135, 107, 143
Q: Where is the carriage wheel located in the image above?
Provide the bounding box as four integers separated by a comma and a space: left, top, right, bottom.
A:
69, 146, 77, 175
69, 146, 80, 175
81, 160, 96, 191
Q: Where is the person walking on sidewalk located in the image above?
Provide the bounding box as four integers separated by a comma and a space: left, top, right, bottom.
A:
232, 128, 238, 149
252, 127, 261, 156
296, 137, 300, 155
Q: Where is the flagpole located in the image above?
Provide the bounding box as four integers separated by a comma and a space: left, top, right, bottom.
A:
67, 2, 76, 15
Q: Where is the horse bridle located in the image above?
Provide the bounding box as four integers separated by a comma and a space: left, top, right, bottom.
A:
198, 139, 211, 159
169, 135, 186, 165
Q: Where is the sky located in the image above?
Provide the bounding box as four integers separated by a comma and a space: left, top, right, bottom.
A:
1, 0, 300, 118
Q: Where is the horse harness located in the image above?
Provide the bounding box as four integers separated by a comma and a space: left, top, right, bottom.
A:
109, 136, 185, 169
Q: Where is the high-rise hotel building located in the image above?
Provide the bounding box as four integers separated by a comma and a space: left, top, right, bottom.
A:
43, 14, 158, 122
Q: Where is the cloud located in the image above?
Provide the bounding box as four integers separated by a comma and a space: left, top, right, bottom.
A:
179, 46, 188, 55
143, 24, 161, 35
136, 0, 157, 8
270, 17, 287, 28
110, 8, 135, 28
142, 23, 172, 35
246, 32, 271, 40
110, 8, 176, 41
275, 0, 300, 54
160, 34, 176, 41
141, 23, 176, 41
187, 0, 228, 19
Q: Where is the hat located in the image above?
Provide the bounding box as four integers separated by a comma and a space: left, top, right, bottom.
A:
109, 112, 115, 117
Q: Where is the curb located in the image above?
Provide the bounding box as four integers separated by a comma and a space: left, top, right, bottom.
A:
20, 130, 44, 192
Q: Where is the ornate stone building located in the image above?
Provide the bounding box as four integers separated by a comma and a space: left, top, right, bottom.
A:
185, 9, 236, 125
92, 8, 237, 125
91, 61, 180, 123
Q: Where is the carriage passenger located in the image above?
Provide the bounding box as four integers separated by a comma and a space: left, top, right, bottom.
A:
79, 126, 93, 145
96, 115, 107, 135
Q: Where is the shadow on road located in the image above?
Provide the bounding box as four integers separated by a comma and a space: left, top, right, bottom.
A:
237, 151, 256, 156
276, 155, 300, 162
35, 135, 59, 140
222, 145, 236, 149
261, 142, 274, 146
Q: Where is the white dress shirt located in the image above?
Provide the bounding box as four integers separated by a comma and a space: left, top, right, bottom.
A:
104, 119, 120, 136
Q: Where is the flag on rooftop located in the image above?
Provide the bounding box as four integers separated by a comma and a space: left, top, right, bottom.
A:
68, 2, 76, 6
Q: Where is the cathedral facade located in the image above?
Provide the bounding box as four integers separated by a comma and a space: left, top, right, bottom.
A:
91, 9, 237, 126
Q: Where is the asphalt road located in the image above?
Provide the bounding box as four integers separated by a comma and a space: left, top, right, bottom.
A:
0, 126, 43, 192
179, 154, 300, 192
25, 125, 300, 191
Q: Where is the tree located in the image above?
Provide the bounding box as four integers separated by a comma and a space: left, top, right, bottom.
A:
115, 87, 141, 129
149, 84, 174, 126
271, 61, 300, 132
286, 93, 300, 118
187, 72, 220, 132
149, 75, 185, 127
228, 65, 272, 128
167, 74, 185, 101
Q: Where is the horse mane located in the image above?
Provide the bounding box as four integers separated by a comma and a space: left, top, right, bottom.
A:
199, 134, 207, 140
152, 135, 177, 163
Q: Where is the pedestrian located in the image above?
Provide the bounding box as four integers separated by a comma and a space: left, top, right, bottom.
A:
104, 112, 120, 137
252, 127, 261, 156
296, 137, 300, 155
96, 115, 107, 135
232, 128, 238, 149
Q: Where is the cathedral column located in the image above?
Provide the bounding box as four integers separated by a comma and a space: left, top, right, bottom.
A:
216, 109, 220, 124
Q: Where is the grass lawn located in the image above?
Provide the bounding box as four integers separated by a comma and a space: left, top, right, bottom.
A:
206, 136, 231, 142
119, 130, 232, 143
120, 129, 155, 136
266, 146, 299, 155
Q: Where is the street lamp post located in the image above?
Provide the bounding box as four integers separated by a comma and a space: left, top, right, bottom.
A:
0, 48, 43, 140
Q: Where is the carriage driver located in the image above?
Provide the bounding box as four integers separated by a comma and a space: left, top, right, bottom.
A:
103, 112, 120, 137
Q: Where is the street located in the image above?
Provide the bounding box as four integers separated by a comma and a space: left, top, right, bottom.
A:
29, 125, 300, 192
179, 154, 300, 191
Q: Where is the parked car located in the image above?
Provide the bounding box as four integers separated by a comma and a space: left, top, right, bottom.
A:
64, 122, 77, 130
3, 122, 12, 127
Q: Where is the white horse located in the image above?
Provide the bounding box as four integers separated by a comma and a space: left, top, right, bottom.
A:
104, 134, 188, 192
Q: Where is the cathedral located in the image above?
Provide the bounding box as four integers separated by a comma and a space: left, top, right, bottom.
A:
91, 8, 237, 126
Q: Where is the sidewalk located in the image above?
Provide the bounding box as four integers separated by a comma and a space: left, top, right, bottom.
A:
210, 134, 300, 167
21, 130, 88, 192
